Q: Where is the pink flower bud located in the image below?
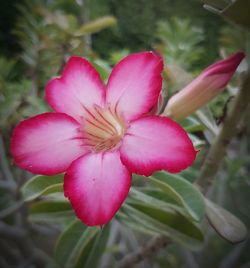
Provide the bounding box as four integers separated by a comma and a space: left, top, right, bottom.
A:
164, 51, 245, 120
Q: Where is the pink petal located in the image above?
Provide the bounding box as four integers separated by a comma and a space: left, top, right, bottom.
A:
11, 113, 87, 175
46, 56, 105, 122
64, 151, 131, 226
202, 51, 245, 86
120, 116, 197, 176
106, 52, 163, 121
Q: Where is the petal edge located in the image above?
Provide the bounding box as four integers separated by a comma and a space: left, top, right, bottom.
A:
120, 116, 197, 176
64, 151, 132, 226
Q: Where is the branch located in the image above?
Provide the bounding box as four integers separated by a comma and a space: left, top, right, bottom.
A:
195, 71, 250, 192
0, 201, 24, 219
0, 221, 26, 239
117, 235, 171, 268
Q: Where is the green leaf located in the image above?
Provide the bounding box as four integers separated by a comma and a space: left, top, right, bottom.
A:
54, 220, 87, 267
150, 172, 206, 221
21, 174, 64, 201
123, 203, 204, 250
205, 199, 247, 244
84, 225, 110, 268
29, 200, 74, 222
129, 188, 185, 213
116, 211, 158, 236
196, 107, 219, 137
92, 59, 111, 82
189, 133, 205, 149
55, 220, 109, 268
180, 116, 205, 133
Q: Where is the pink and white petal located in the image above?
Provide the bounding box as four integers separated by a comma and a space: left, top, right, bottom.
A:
46, 56, 105, 122
106, 52, 163, 121
64, 151, 132, 226
11, 113, 87, 175
120, 116, 197, 176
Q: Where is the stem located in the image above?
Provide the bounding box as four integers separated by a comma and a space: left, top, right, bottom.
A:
195, 72, 250, 192
0, 200, 24, 219
78, 0, 91, 54
117, 235, 171, 268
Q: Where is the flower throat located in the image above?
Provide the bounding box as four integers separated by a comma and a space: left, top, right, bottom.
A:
82, 105, 126, 152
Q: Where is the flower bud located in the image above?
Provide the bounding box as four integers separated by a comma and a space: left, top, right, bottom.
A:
164, 51, 245, 120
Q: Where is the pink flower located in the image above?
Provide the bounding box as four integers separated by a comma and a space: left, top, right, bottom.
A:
11, 52, 196, 226
164, 51, 245, 120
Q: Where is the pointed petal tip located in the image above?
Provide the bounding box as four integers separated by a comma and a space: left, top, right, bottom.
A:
64, 152, 132, 226
203, 50, 245, 77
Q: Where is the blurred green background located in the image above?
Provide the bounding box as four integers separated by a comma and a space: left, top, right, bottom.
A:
0, 0, 250, 268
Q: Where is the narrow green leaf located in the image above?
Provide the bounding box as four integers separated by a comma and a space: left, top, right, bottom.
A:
129, 188, 186, 214
55, 220, 109, 268
206, 199, 247, 244
123, 203, 204, 250
84, 225, 110, 268
29, 200, 74, 222
116, 212, 157, 236
180, 116, 205, 133
54, 220, 87, 267
150, 172, 206, 221
56, 220, 100, 268
21, 174, 64, 201
189, 133, 205, 149
64, 228, 99, 268
196, 108, 219, 136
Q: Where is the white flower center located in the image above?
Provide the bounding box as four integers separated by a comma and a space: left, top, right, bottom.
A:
82, 105, 126, 152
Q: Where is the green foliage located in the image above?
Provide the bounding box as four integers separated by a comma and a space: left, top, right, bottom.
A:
21, 174, 64, 201
150, 172, 206, 221
121, 203, 204, 250
206, 199, 247, 243
53, 221, 110, 268
155, 18, 205, 70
